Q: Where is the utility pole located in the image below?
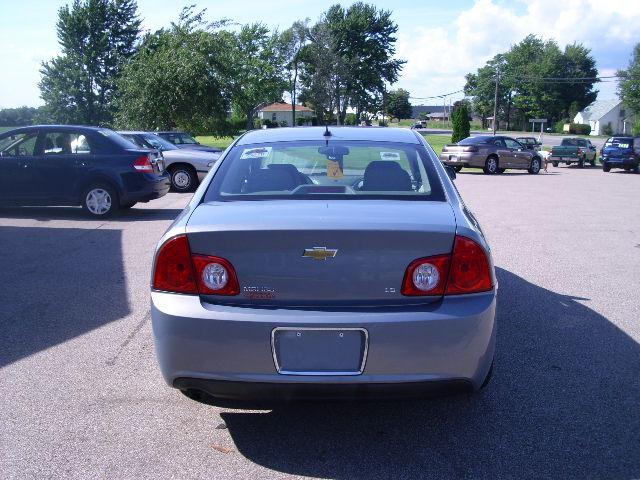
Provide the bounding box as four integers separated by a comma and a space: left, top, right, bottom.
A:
492, 72, 499, 136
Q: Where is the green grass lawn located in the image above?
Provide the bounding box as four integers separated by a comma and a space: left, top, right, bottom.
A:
422, 134, 451, 155
196, 135, 238, 149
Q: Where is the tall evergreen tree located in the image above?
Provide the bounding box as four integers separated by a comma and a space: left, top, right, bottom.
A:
39, 0, 141, 125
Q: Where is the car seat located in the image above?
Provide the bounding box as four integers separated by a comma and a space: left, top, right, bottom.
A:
361, 161, 412, 191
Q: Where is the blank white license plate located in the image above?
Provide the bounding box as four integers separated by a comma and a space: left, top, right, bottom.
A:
272, 327, 368, 375
450, 155, 458, 161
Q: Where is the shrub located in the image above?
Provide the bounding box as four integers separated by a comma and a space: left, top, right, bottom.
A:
554, 119, 568, 133
632, 121, 640, 136
569, 123, 591, 135
451, 103, 470, 143
344, 113, 357, 125
279, 120, 288, 127
296, 116, 306, 126
378, 119, 388, 127
601, 122, 613, 136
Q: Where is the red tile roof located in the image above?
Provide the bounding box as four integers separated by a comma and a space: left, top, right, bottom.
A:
259, 102, 312, 112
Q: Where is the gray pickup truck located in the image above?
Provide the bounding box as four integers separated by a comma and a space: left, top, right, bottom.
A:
549, 138, 597, 167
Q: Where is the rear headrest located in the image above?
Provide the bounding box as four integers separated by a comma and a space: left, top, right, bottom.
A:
362, 161, 412, 191
244, 168, 300, 193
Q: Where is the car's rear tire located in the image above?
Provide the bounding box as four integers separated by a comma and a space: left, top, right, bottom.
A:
480, 359, 494, 389
633, 165, 639, 173
552, 161, 559, 167
602, 163, 611, 172
483, 156, 499, 174
528, 157, 541, 174
453, 165, 463, 172
578, 157, 585, 168
82, 183, 119, 217
170, 165, 197, 192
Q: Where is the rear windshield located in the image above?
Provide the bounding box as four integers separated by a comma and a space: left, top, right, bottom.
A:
99, 129, 140, 150
604, 138, 633, 149
459, 136, 491, 145
203, 140, 445, 202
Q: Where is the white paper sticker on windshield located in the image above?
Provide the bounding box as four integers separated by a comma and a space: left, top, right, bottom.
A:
240, 146, 272, 159
380, 151, 400, 161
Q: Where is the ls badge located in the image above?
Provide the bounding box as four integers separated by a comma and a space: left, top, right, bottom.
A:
302, 247, 338, 261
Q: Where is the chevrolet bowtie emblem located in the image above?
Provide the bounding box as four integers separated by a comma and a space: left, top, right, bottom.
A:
302, 247, 338, 260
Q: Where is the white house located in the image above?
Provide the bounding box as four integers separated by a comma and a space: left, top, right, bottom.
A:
257, 102, 313, 126
573, 99, 635, 136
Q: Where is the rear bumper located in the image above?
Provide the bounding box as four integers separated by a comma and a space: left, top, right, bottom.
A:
121, 173, 170, 203
439, 152, 483, 167
174, 377, 472, 405
601, 157, 638, 167
151, 291, 497, 400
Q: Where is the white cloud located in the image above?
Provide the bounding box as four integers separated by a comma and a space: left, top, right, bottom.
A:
395, 0, 640, 103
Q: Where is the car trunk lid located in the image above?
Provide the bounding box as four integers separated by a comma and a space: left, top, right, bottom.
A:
186, 200, 456, 307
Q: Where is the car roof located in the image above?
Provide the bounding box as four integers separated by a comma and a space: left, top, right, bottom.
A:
236, 126, 422, 146
0, 125, 112, 134
156, 131, 189, 135
117, 131, 156, 135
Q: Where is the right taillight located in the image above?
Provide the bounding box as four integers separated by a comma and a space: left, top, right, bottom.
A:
401, 235, 493, 296
133, 154, 154, 173
446, 236, 493, 294
152, 235, 239, 296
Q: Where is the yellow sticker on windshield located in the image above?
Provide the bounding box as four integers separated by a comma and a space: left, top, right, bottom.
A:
327, 159, 344, 178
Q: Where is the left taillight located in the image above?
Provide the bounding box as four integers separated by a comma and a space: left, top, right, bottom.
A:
133, 154, 154, 173
152, 235, 239, 296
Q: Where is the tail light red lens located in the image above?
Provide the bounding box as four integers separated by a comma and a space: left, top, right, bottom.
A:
133, 154, 154, 173
401, 235, 493, 296
446, 236, 493, 294
462, 146, 479, 152
153, 235, 239, 296
153, 235, 198, 294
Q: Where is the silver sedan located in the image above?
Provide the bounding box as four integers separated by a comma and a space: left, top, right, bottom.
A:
151, 127, 496, 405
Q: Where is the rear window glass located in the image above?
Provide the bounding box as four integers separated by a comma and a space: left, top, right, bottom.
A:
604, 138, 633, 149
204, 141, 445, 202
459, 136, 491, 145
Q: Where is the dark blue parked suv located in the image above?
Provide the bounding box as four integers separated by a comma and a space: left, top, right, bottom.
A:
0, 125, 170, 216
600, 136, 640, 173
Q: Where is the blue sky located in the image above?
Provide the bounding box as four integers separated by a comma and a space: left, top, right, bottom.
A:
0, 0, 638, 109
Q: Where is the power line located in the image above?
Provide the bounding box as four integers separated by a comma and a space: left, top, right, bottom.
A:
409, 89, 463, 100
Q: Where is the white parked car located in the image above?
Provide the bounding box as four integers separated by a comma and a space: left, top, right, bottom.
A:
119, 131, 220, 191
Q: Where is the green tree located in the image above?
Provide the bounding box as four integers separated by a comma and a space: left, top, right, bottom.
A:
280, 20, 310, 127
225, 24, 288, 130
464, 35, 598, 130
618, 43, 640, 114
451, 101, 471, 143
39, 0, 141, 125
114, 8, 231, 133
300, 2, 404, 124
384, 88, 412, 120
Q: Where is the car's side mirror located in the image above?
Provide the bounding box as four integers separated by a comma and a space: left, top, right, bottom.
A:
444, 165, 456, 181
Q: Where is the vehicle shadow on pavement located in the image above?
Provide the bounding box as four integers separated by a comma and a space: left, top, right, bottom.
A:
221, 267, 640, 479
0, 206, 183, 222
0, 226, 129, 367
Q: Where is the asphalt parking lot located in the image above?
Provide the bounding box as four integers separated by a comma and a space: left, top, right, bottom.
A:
1, 165, 639, 479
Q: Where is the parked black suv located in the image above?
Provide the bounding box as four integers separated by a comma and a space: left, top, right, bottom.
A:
600, 136, 640, 173
0, 125, 170, 216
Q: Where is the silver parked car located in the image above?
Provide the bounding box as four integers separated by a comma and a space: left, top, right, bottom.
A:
151, 127, 496, 405
440, 135, 542, 174
118, 131, 220, 191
